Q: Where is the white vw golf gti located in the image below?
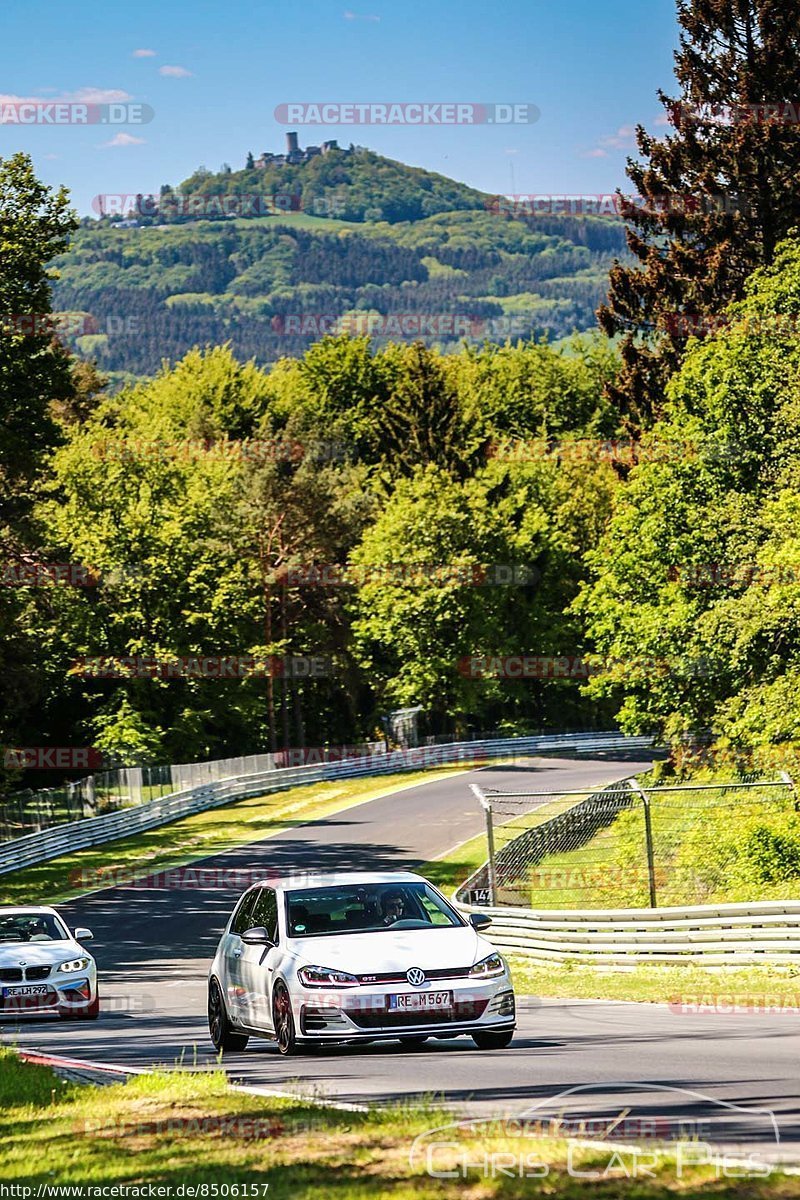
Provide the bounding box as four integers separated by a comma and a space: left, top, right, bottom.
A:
0, 906, 98, 1019
208, 871, 515, 1054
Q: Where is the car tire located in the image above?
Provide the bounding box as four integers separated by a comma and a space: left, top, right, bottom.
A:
208, 978, 249, 1052
272, 980, 301, 1056
472, 1029, 514, 1050
400, 1036, 429, 1049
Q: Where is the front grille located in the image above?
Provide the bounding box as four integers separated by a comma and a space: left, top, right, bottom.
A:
0, 969, 23, 983
355, 967, 473, 984
348, 998, 488, 1029
25, 966, 50, 981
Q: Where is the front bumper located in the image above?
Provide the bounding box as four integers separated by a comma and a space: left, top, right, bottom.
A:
293, 974, 515, 1041
0, 974, 97, 1020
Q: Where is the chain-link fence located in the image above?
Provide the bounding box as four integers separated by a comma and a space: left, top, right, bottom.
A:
462, 773, 799, 908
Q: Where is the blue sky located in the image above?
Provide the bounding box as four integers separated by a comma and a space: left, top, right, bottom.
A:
0, 0, 679, 216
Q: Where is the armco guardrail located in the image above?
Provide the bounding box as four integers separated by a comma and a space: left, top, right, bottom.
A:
456, 899, 800, 965
0, 731, 654, 877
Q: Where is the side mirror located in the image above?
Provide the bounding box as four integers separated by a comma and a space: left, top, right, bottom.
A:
469, 912, 492, 932
241, 925, 274, 946
73, 927, 94, 942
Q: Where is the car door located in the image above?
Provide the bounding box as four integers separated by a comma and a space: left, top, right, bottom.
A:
223, 889, 259, 1023
238, 886, 281, 1032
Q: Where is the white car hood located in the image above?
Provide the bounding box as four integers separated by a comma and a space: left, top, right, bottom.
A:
0, 940, 83, 968
287, 925, 488, 973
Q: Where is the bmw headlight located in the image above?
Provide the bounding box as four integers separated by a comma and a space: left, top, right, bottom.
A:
298, 965, 359, 987
469, 952, 506, 979
58, 957, 90, 973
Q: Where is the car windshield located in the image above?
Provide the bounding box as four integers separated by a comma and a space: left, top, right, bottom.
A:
285, 882, 463, 937
0, 913, 67, 943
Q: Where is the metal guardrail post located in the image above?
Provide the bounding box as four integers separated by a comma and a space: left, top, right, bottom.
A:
470, 783, 496, 905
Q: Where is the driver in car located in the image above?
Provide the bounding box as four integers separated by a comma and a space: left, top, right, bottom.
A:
380, 891, 406, 925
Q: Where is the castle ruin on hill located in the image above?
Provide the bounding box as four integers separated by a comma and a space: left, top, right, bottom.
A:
251, 132, 345, 169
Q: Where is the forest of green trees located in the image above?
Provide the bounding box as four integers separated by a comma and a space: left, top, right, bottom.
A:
5, 0, 800, 791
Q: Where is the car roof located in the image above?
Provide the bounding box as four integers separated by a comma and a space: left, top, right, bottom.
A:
0, 906, 60, 915
249, 870, 426, 892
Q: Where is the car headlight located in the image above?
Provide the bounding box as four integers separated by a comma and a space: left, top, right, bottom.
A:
58, 957, 90, 973
298, 965, 359, 987
469, 952, 506, 978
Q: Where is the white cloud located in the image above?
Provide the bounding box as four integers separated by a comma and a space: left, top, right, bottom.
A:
599, 124, 638, 151
159, 65, 193, 77
343, 10, 380, 20
132, 48, 157, 57
65, 86, 134, 104
581, 123, 639, 159
101, 131, 145, 147
0, 86, 133, 106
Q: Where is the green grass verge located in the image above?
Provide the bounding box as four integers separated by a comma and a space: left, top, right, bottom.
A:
507, 957, 800, 1005
1, 1049, 793, 1194
0, 766, 471, 907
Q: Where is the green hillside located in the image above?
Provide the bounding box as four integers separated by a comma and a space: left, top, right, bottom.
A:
52, 148, 630, 378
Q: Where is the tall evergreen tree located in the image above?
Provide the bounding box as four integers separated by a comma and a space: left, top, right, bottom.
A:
0, 153, 78, 792
599, 0, 800, 428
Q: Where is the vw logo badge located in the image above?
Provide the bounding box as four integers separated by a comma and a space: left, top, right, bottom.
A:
406, 967, 426, 986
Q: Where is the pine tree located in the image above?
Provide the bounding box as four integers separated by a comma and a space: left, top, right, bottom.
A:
599, 0, 800, 428
246, 150, 255, 170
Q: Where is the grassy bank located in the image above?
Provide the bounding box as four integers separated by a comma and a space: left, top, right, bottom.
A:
0, 1049, 793, 1195
507, 957, 800, 1004
0, 765, 471, 906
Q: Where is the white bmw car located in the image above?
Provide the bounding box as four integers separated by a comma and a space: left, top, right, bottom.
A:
0, 906, 98, 1020
208, 870, 515, 1055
